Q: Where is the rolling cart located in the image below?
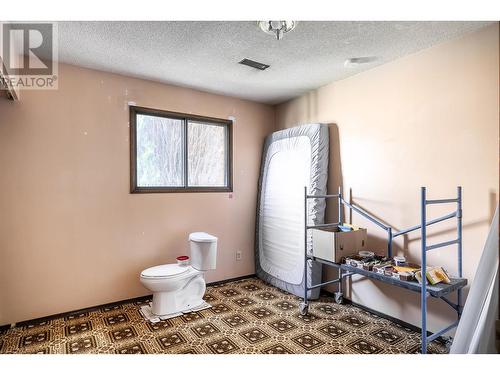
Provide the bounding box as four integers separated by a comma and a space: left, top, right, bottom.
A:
299, 186, 467, 354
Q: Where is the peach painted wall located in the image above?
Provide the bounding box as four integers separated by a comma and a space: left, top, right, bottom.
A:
275, 24, 499, 333
0, 63, 274, 325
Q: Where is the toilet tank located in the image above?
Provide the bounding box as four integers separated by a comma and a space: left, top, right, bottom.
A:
189, 232, 217, 271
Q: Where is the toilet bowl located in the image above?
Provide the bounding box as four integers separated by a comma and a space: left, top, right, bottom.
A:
140, 232, 217, 316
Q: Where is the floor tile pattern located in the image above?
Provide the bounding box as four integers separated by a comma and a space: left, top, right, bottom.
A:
0, 277, 447, 354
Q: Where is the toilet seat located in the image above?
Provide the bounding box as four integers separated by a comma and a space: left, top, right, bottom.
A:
140, 264, 190, 279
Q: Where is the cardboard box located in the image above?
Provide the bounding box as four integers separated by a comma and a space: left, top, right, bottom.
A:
312, 226, 367, 263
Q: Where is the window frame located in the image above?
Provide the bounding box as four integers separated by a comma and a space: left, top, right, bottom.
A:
130, 105, 233, 193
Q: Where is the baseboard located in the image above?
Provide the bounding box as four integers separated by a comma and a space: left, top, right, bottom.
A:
288, 281, 450, 345
6, 274, 256, 329
207, 274, 256, 287
12, 294, 153, 329
344, 298, 422, 333
0, 324, 10, 333
331, 294, 447, 343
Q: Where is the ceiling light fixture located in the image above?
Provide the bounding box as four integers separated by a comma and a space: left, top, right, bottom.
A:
258, 21, 297, 40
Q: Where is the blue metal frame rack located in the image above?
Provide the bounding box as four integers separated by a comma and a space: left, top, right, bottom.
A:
301, 186, 466, 354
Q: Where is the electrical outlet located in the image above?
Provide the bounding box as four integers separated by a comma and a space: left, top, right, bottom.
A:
236, 251, 242, 261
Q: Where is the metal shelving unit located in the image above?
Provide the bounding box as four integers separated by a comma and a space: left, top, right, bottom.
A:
300, 186, 467, 354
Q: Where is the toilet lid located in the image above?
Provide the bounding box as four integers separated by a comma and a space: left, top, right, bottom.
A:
189, 232, 217, 243
141, 264, 190, 279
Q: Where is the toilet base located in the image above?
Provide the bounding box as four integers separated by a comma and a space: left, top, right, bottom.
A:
139, 300, 211, 322
150, 274, 207, 316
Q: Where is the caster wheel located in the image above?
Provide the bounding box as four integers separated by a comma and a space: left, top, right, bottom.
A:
299, 302, 309, 316
334, 292, 343, 304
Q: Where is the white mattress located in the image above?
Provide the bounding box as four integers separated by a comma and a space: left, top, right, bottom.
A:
256, 124, 329, 299
260, 136, 311, 284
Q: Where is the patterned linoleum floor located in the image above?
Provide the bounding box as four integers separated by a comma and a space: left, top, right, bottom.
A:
0, 277, 447, 354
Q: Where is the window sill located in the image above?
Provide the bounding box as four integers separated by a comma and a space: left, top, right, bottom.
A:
130, 186, 233, 194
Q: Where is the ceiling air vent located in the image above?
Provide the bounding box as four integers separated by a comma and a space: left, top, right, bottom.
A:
239, 58, 270, 71
344, 56, 378, 67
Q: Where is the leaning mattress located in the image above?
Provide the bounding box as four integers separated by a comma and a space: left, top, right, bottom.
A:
255, 124, 329, 299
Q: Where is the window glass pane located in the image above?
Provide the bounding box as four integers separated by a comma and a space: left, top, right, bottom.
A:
187, 121, 227, 187
136, 114, 184, 187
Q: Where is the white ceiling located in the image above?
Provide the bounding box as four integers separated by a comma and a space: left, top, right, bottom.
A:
56, 21, 491, 104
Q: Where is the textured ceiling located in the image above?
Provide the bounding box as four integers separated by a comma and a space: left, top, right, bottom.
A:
56, 21, 491, 104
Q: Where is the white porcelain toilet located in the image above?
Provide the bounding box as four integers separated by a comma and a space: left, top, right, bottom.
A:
140, 232, 217, 316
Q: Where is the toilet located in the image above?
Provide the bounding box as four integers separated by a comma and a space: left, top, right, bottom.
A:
140, 232, 217, 316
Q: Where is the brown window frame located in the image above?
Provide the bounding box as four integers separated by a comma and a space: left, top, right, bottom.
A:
130, 105, 233, 193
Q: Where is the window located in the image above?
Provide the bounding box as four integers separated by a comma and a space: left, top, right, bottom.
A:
130, 106, 232, 193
